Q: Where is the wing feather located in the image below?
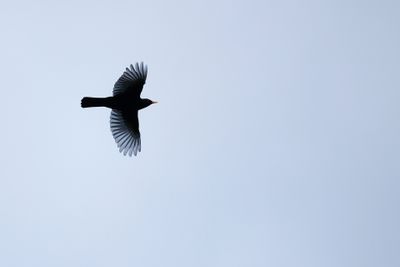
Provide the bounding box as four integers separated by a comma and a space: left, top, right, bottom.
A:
113, 62, 147, 97
110, 109, 141, 156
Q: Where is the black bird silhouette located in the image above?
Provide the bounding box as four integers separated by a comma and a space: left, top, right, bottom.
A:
81, 62, 156, 156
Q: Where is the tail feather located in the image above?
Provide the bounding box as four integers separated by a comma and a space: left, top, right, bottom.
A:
81, 97, 109, 108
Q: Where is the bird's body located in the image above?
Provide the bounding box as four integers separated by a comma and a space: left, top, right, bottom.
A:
81, 62, 156, 156
81, 96, 153, 110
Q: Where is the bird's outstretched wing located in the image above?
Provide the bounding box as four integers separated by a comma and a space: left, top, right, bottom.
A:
113, 62, 148, 97
110, 109, 141, 156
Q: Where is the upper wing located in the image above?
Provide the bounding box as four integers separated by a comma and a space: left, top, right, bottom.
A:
110, 109, 141, 156
112, 62, 148, 97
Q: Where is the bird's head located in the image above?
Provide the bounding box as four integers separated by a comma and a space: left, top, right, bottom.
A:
139, 98, 158, 110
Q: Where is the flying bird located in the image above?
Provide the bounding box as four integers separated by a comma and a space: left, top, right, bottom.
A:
81, 62, 156, 156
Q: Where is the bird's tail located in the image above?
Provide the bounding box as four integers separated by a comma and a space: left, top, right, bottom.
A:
81, 97, 110, 108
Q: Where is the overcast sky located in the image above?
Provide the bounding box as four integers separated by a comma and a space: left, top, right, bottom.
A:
1, 1, 399, 266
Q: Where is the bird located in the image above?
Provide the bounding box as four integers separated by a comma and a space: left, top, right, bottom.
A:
81, 62, 157, 156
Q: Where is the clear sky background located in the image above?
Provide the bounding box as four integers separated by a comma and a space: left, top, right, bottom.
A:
0, 1, 399, 266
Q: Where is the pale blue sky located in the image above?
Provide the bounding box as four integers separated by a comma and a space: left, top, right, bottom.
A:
0, 1, 399, 266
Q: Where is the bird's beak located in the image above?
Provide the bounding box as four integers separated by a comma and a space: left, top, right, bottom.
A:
152, 100, 158, 104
